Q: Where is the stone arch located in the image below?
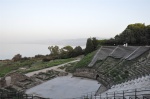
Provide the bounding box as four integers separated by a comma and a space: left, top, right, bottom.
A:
96, 74, 99, 80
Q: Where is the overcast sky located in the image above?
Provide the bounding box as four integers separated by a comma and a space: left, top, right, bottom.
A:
0, 0, 150, 43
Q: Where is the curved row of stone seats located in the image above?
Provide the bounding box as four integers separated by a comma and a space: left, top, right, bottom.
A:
94, 59, 106, 69
138, 61, 150, 73
127, 46, 150, 60
127, 57, 150, 79
90, 75, 150, 99
97, 77, 110, 88
144, 58, 150, 72
110, 46, 139, 59
134, 67, 145, 77
131, 58, 150, 73
97, 57, 120, 73
97, 46, 117, 60
88, 46, 116, 67
106, 75, 150, 93
121, 49, 150, 81
82, 85, 150, 99
136, 66, 150, 76
126, 67, 147, 81
89, 46, 150, 68
145, 59, 150, 66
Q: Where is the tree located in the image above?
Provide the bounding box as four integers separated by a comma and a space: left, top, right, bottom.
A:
85, 38, 94, 55
60, 46, 73, 58
146, 25, 150, 45
92, 37, 98, 50
72, 46, 83, 57
48, 46, 60, 56
12, 54, 22, 61
112, 23, 147, 45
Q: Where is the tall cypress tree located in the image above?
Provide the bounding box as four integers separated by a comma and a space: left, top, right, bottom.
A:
85, 38, 94, 55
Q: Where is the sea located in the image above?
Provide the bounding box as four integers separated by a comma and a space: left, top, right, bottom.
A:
0, 44, 85, 60
0, 44, 51, 60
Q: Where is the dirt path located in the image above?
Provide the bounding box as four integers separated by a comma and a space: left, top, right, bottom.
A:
25, 59, 80, 77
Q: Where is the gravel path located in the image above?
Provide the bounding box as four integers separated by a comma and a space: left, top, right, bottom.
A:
25, 59, 80, 77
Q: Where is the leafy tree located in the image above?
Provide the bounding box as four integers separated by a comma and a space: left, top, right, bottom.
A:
48, 46, 60, 56
146, 25, 150, 44
72, 46, 83, 57
12, 54, 22, 61
60, 46, 73, 58
106, 23, 149, 46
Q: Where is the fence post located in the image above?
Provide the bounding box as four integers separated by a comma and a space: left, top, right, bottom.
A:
106, 93, 108, 99
114, 92, 115, 99
99, 94, 101, 99
123, 91, 124, 99
135, 89, 136, 99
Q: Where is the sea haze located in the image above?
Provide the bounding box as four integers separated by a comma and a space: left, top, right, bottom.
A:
0, 44, 50, 60
0, 38, 89, 60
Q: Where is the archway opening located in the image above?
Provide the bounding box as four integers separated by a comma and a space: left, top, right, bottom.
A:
96, 74, 99, 80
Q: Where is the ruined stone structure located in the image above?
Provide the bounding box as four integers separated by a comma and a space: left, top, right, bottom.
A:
0, 70, 69, 92
73, 46, 150, 93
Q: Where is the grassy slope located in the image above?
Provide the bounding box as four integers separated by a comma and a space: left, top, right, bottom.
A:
73, 51, 96, 69
0, 58, 75, 77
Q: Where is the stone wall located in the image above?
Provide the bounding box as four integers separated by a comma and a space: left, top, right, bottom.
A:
74, 69, 111, 88
0, 70, 70, 91
5, 72, 32, 85
73, 68, 97, 79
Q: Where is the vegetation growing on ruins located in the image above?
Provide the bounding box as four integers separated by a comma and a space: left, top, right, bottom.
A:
0, 58, 75, 77
73, 51, 96, 69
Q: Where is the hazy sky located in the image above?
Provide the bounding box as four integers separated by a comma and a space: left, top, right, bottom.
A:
1, 0, 150, 43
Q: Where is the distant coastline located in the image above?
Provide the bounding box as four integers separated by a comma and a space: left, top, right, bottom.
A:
0, 43, 85, 60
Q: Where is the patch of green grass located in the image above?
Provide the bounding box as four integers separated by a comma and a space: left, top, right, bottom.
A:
0, 58, 75, 77
21, 58, 75, 73
65, 62, 78, 73
73, 51, 96, 69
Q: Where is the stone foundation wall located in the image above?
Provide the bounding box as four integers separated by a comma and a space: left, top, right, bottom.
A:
5, 72, 31, 85
73, 68, 110, 93
73, 68, 111, 88
73, 68, 97, 79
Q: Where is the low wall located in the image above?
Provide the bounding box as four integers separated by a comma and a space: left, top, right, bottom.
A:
73, 68, 97, 80
73, 68, 110, 93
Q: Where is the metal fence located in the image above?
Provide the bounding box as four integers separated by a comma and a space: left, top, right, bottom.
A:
1, 87, 150, 99
76, 87, 150, 99
0, 91, 50, 99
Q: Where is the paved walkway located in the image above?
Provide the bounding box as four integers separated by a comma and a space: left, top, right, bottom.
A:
25, 59, 80, 77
